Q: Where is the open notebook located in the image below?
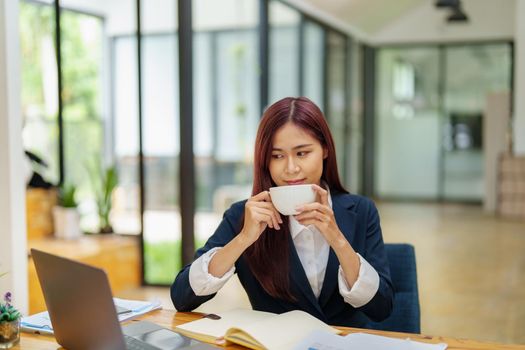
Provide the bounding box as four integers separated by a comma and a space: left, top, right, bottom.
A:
175, 309, 341, 350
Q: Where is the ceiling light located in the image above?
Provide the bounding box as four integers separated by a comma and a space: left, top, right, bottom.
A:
447, 6, 469, 22
435, 0, 459, 8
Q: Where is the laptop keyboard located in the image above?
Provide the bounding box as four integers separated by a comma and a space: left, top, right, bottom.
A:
124, 335, 160, 350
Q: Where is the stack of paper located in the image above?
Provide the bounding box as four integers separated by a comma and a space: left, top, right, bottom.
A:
21, 298, 162, 334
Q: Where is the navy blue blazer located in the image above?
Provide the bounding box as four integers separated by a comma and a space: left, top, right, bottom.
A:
170, 192, 393, 327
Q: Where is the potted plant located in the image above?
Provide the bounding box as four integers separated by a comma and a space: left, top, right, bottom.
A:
90, 166, 118, 234
0, 292, 21, 348
52, 183, 82, 239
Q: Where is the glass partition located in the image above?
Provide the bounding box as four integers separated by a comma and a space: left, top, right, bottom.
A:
375, 43, 512, 201
302, 20, 324, 108
141, 34, 180, 283
348, 39, 362, 193
112, 35, 140, 235
106, 1, 141, 237
326, 31, 347, 181
269, 0, 300, 104
193, 0, 259, 247
59, 6, 104, 231
140, 0, 179, 284
375, 47, 441, 199
442, 44, 512, 201
20, 1, 59, 185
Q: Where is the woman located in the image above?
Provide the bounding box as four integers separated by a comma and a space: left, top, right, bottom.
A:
171, 97, 393, 327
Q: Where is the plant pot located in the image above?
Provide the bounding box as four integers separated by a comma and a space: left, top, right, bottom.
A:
99, 225, 114, 234
0, 319, 19, 349
52, 206, 82, 239
26, 188, 57, 239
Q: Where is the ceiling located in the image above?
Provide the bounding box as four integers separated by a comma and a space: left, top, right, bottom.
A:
293, 0, 425, 35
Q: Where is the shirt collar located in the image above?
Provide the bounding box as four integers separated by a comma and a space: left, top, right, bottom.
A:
289, 182, 333, 239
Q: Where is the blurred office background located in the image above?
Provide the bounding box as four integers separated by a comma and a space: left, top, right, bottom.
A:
1, 0, 525, 345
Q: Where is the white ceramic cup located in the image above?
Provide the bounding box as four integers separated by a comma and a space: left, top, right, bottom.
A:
269, 184, 316, 215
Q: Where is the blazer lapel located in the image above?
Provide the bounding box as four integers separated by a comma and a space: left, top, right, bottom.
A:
288, 236, 324, 317
318, 194, 357, 308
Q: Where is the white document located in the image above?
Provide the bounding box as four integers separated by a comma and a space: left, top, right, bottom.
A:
344, 333, 448, 350
293, 330, 350, 350
112, 297, 162, 321
20, 311, 54, 334
21, 298, 162, 335
294, 331, 448, 350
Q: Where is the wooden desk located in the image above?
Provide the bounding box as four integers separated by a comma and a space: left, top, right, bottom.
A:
14, 310, 525, 350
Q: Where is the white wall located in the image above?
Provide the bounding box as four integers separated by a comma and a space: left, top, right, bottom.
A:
514, 0, 525, 155
0, 0, 28, 314
285, 0, 369, 41
484, 92, 511, 212
372, 0, 515, 44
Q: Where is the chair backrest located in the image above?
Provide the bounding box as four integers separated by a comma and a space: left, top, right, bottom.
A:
366, 243, 421, 333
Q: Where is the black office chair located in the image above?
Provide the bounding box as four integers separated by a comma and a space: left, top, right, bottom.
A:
366, 243, 421, 333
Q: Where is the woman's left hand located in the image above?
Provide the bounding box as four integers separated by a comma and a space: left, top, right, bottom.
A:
294, 184, 346, 248
296, 184, 361, 286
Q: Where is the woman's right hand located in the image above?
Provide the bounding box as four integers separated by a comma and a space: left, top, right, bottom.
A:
207, 191, 283, 278
240, 191, 283, 245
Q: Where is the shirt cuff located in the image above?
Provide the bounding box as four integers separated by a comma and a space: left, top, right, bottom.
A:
188, 247, 235, 296
338, 253, 380, 308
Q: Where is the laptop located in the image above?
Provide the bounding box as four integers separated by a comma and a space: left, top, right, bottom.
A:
31, 249, 214, 350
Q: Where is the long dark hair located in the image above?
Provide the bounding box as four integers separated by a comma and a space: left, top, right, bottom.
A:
243, 97, 347, 301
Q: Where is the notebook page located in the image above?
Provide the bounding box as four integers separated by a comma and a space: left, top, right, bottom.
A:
176, 309, 274, 339
229, 310, 340, 349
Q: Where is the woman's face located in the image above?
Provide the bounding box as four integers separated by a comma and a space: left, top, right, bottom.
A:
269, 122, 327, 187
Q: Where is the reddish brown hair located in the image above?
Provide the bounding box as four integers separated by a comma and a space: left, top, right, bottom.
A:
243, 96, 348, 301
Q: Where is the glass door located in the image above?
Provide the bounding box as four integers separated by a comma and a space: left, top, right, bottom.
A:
375, 47, 441, 199
442, 44, 512, 201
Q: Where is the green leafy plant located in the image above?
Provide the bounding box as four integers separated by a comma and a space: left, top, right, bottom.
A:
57, 183, 77, 208
0, 293, 20, 322
98, 166, 118, 233
88, 163, 118, 234
0, 291, 20, 344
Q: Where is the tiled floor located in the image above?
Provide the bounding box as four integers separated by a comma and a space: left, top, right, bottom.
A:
119, 201, 525, 345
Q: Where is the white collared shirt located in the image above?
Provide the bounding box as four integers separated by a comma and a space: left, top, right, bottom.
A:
188, 193, 380, 308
